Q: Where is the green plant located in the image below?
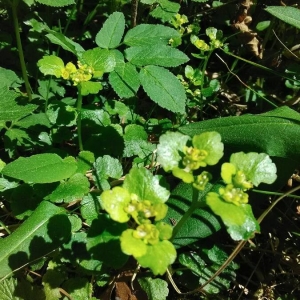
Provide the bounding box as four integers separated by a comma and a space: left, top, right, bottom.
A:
1, 1, 300, 299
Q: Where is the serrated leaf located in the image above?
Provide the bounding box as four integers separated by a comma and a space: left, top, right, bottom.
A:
0, 67, 21, 89
163, 182, 221, 247
77, 151, 95, 174
139, 65, 186, 113
109, 62, 140, 98
37, 55, 64, 78
62, 278, 92, 300
16, 113, 51, 128
0, 201, 70, 280
150, 0, 180, 22
81, 48, 116, 76
265, 6, 300, 30
137, 240, 176, 275
95, 12, 125, 49
124, 24, 181, 47
123, 167, 170, 204
80, 194, 101, 224
206, 192, 259, 240
46, 32, 84, 55
93, 155, 123, 190
0, 89, 37, 121
138, 277, 169, 300
35, 0, 75, 7
157, 132, 190, 172
2, 153, 77, 183
125, 45, 189, 67
47, 173, 90, 203
87, 214, 128, 268
80, 81, 102, 96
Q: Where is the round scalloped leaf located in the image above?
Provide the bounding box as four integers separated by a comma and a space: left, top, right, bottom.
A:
221, 163, 236, 184
192, 132, 224, 166
37, 55, 64, 78
123, 167, 170, 204
156, 222, 173, 240
138, 277, 169, 300
120, 229, 147, 257
157, 132, 190, 172
137, 240, 176, 275
100, 187, 131, 223
229, 152, 277, 186
206, 192, 259, 240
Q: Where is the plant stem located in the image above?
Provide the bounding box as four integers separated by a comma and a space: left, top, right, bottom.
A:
11, 0, 32, 101
77, 85, 83, 151
171, 187, 199, 241
131, 0, 139, 27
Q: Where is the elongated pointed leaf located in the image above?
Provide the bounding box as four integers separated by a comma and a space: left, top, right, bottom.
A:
35, 0, 74, 6
125, 45, 189, 67
265, 6, 300, 30
139, 65, 186, 113
124, 24, 181, 47
0, 201, 70, 280
95, 12, 125, 49
179, 106, 300, 162
2, 154, 77, 183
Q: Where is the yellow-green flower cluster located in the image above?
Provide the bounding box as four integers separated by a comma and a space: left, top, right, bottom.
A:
183, 146, 208, 171
61, 61, 94, 86
124, 196, 168, 225
132, 223, 160, 245
219, 184, 249, 206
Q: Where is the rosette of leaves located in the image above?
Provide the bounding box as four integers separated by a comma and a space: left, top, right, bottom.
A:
157, 131, 224, 189
100, 167, 176, 275
206, 152, 277, 240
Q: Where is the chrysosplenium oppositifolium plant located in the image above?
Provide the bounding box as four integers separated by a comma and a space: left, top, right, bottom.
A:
98, 131, 277, 275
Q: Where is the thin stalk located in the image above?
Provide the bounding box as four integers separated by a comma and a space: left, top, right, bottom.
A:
171, 187, 199, 240
11, 0, 32, 101
200, 51, 212, 95
76, 85, 83, 151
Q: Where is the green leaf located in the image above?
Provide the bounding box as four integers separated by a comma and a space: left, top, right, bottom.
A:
137, 240, 176, 275
80, 194, 101, 225
256, 20, 271, 31
80, 81, 102, 96
150, 0, 180, 22
95, 12, 125, 49
265, 6, 300, 30
46, 32, 84, 55
179, 106, 300, 162
81, 48, 116, 76
109, 62, 140, 98
35, 0, 75, 6
139, 65, 186, 113
0, 277, 45, 300
124, 24, 181, 47
163, 182, 221, 247
16, 113, 51, 129
47, 173, 90, 203
37, 55, 64, 78
0, 201, 70, 280
125, 45, 189, 67
87, 214, 128, 268
192, 132, 224, 166
120, 229, 147, 257
123, 167, 170, 204
229, 152, 277, 186
93, 155, 123, 190
0, 67, 21, 89
0, 89, 37, 121
138, 277, 169, 300
76, 151, 95, 174
100, 187, 131, 223
62, 278, 92, 300
2, 153, 77, 183
206, 192, 260, 240
157, 131, 190, 172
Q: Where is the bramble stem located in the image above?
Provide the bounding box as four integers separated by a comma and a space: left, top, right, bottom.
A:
11, 0, 32, 101
77, 85, 83, 151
